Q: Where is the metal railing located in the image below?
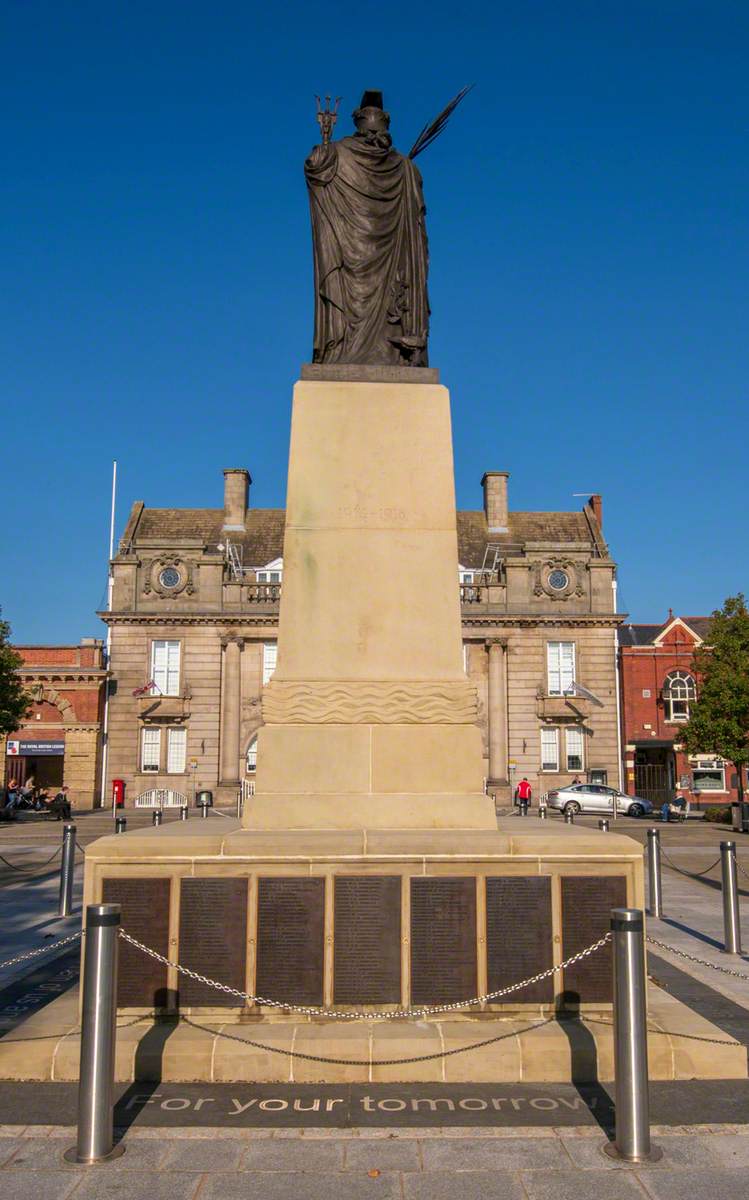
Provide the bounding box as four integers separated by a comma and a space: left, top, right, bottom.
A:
134, 788, 188, 808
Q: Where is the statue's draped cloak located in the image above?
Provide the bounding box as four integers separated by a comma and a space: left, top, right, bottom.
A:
305, 135, 429, 365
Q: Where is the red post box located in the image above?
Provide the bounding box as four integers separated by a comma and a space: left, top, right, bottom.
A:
112, 779, 125, 809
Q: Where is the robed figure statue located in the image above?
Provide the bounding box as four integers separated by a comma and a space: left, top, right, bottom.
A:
305, 91, 429, 367
305, 88, 470, 368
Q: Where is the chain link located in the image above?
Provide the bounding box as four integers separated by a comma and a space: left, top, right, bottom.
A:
119, 927, 612, 1020
659, 847, 722, 879
0, 846, 62, 874
647, 935, 749, 980
0, 931, 82, 972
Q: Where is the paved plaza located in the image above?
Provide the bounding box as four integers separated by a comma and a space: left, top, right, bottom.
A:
1, 809, 748, 1195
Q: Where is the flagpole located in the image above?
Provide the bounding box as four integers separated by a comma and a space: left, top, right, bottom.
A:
101, 461, 117, 814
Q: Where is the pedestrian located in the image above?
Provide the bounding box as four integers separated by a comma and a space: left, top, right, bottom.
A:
49, 786, 72, 821
516, 776, 532, 809
5, 779, 21, 811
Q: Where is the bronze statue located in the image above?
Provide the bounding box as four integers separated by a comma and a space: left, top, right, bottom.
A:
305, 89, 470, 368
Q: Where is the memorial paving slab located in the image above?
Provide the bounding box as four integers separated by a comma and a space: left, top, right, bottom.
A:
0, 1080, 748, 1129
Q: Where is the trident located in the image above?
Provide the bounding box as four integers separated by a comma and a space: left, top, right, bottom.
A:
315, 94, 341, 145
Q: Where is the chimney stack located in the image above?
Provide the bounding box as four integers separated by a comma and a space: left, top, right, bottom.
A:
481, 471, 509, 533
223, 468, 251, 531
588, 494, 603, 530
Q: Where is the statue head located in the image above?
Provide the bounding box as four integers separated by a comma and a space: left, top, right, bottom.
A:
353, 90, 390, 136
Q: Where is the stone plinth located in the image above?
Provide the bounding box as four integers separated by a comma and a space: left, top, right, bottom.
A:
80, 818, 645, 1016
248, 380, 494, 831
0, 816, 735, 1084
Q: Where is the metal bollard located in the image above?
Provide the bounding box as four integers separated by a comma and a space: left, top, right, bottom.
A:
199, 802, 209, 819
114, 816, 126, 835
538, 806, 547, 820
646, 828, 662, 918
599, 819, 610, 832
564, 809, 575, 824
236, 792, 243, 820
180, 805, 188, 821
721, 841, 742, 955
152, 810, 162, 827
58, 823, 76, 917
604, 908, 662, 1163
64, 904, 124, 1164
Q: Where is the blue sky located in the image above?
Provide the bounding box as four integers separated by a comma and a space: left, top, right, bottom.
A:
2, 1, 747, 642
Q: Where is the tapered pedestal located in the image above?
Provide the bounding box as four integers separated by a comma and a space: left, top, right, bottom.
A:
246, 379, 495, 830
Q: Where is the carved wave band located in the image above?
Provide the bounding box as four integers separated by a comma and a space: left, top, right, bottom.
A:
262, 680, 478, 724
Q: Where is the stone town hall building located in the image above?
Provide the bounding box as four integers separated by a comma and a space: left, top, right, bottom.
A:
102, 468, 623, 808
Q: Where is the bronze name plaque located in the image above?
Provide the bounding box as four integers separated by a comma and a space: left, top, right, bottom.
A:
334, 876, 401, 1004
561, 876, 627, 1003
179, 878, 248, 1007
486, 877, 554, 1004
102, 877, 170, 1008
410, 877, 477, 1005
256, 877, 324, 1007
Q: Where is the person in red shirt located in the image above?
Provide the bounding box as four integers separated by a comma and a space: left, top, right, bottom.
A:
515, 777, 532, 809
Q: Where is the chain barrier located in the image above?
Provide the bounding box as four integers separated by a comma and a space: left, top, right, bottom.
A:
0, 930, 82, 972
647, 935, 749, 981
188, 1015, 548, 1068
0, 846, 62, 874
119, 927, 612, 1020
659, 848, 722, 879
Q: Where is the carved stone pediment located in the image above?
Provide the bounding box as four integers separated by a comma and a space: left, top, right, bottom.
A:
142, 555, 195, 597
530, 558, 585, 601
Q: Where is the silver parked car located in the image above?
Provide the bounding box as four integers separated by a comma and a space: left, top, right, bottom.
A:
544, 783, 653, 819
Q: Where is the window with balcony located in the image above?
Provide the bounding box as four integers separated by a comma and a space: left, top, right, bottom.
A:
547, 642, 575, 695
540, 726, 559, 771
141, 727, 161, 772
663, 671, 696, 722
151, 640, 181, 696
256, 557, 283, 583
166, 727, 187, 773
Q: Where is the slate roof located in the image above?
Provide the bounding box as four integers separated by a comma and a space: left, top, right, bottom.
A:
618, 617, 713, 648
456, 510, 598, 566
125, 503, 604, 570
126, 508, 286, 565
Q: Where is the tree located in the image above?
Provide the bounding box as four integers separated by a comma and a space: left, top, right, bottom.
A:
680, 594, 749, 829
0, 609, 29, 738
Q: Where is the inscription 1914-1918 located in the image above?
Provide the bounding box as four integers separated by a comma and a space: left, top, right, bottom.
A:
410, 877, 477, 1005
102, 877, 171, 1009
486, 877, 554, 1005
179, 878, 248, 1007
256, 878, 325, 1007
334, 876, 401, 1004
561, 876, 627, 1004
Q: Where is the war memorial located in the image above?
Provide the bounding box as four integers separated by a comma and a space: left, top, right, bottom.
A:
0, 91, 743, 1091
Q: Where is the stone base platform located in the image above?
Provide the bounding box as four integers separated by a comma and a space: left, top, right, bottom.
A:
80, 817, 646, 1016
0, 981, 743, 1083
0, 817, 735, 1083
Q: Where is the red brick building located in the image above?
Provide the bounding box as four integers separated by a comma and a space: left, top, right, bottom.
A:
618, 614, 746, 810
1, 640, 108, 809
